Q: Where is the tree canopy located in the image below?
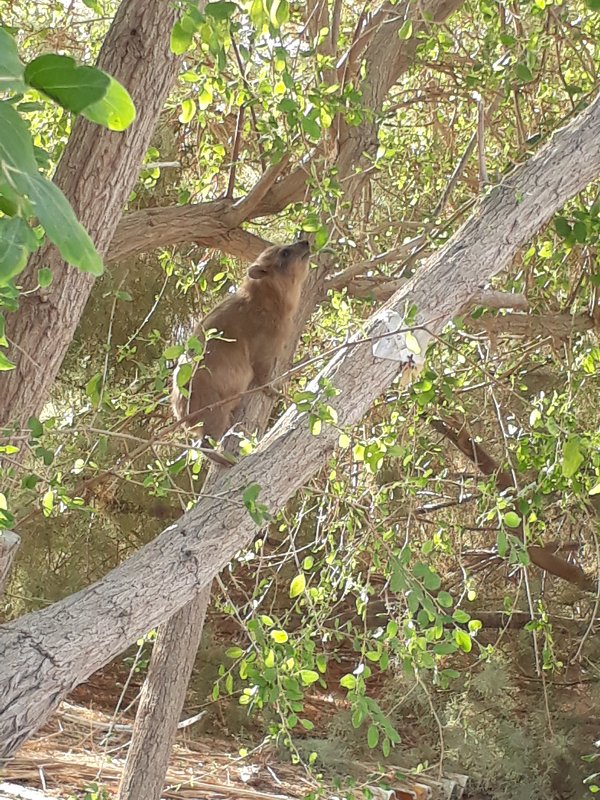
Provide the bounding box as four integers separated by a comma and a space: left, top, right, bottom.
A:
1, 1, 599, 797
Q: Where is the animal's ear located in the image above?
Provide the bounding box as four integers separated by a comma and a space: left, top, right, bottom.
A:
248, 264, 268, 279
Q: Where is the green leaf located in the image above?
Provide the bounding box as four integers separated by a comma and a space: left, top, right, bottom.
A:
24, 54, 109, 114
42, 489, 54, 517
590, 482, 600, 496
497, 528, 508, 557
205, 1, 238, 19
0, 217, 38, 285
503, 511, 521, 528
515, 62, 533, 83
171, 21, 195, 55
554, 216, 572, 238
0, 351, 15, 371
176, 362, 193, 389
0, 99, 39, 174
367, 724, 379, 749
0, 28, 26, 92
562, 436, 584, 478
242, 483, 261, 504
301, 114, 321, 140
437, 591, 453, 608
452, 609, 470, 624
269, 0, 290, 27
572, 220, 587, 244
270, 629, 288, 643
85, 373, 103, 405
340, 674, 356, 690
27, 416, 43, 437
21, 172, 103, 275
398, 19, 413, 39
164, 344, 184, 360
225, 646, 244, 658
289, 573, 306, 598
37, 267, 53, 288
179, 98, 196, 124
82, 76, 136, 131
454, 628, 472, 653
584, 0, 600, 10
299, 669, 319, 686
116, 290, 133, 302
300, 718, 314, 730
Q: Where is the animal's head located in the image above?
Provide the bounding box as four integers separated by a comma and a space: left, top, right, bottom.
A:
247, 239, 310, 290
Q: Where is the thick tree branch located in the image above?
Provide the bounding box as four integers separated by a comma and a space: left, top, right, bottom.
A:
1, 88, 599, 757
467, 311, 596, 338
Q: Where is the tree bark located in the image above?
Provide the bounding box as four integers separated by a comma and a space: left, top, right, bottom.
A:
0, 0, 183, 431
0, 531, 20, 599
117, 588, 210, 800
1, 87, 599, 761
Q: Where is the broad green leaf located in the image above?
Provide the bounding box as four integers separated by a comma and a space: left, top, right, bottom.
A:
289, 573, 306, 598
269, 0, 289, 27
367, 724, 379, 749
171, 20, 195, 55
179, 98, 196, 124
0, 350, 15, 371
454, 628, 472, 653
82, 76, 135, 131
340, 673, 356, 689
21, 172, 103, 275
299, 669, 319, 686
225, 646, 244, 658
398, 19, 413, 39
554, 216, 572, 238
42, 489, 54, 517
437, 591, 453, 608
0, 28, 26, 92
27, 416, 43, 437
37, 267, 53, 288
301, 115, 321, 140
205, 1, 238, 19
503, 511, 521, 528
0, 216, 38, 285
270, 629, 288, 643
164, 344, 184, 360
0, 100, 38, 174
515, 62, 533, 83
24, 54, 109, 114
562, 436, 584, 478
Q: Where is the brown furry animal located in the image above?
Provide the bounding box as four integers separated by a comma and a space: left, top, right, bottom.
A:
172, 239, 310, 446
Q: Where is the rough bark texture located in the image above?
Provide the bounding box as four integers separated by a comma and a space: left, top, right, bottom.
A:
117, 587, 210, 800
0, 531, 20, 598
1, 88, 599, 760
0, 0, 183, 430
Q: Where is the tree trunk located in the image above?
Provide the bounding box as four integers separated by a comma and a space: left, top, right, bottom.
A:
117, 587, 210, 800
0, 531, 20, 598
0, 0, 183, 431
1, 88, 599, 760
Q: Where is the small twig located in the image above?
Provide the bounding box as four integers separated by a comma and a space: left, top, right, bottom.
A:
226, 106, 245, 198
477, 96, 489, 186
